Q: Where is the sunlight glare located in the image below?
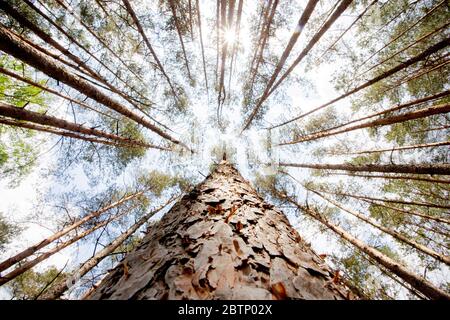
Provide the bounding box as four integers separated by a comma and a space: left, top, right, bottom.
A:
224, 29, 236, 45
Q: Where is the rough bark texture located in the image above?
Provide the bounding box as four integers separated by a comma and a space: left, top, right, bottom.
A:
0, 26, 185, 148
85, 161, 356, 300
287, 198, 450, 300
271, 37, 450, 129
279, 102, 450, 145
279, 161, 450, 175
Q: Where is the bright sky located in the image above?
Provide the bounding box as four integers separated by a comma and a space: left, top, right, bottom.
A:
0, 0, 448, 299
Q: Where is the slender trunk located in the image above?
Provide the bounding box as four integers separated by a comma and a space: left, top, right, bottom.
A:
247, 0, 279, 98
278, 103, 450, 144
0, 66, 117, 121
23, 0, 156, 110
248, 0, 273, 85
196, 0, 209, 95
361, 200, 450, 225
241, 0, 318, 131
310, 190, 450, 265
286, 90, 449, 138
323, 190, 450, 210
168, 0, 193, 82
363, 21, 450, 75
188, 0, 194, 40
341, 141, 450, 155
266, 0, 353, 98
0, 1, 97, 80
0, 26, 188, 149
324, 172, 450, 185
413, 125, 450, 133
0, 192, 145, 274
217, 0, 229, 107
215, 0, 220, 87
279, 161, 450, 176
85, 161, 356, 300
318, 0, 378, 61
54, 0, 144, 82
357, 0, 446, 70
271, 37, 450, 129
381, 58, 450, 96
39, 196, 178, 300
227, 0, 244, 100
0, 117, 151, 149
121, 0, 179, 101
283, 194, 450, 300
0, 205, 132, 286
0, 102, 156, 149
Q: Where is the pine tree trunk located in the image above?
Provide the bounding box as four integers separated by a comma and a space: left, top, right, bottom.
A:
0, 191, 144, 274
278, 102, 450, 145
270, 37, 450, 129
310, 190, 450, 265
279, 161, 450, 175
40, 196, 178, 300
0, 102, 161, 149
0, 26, 186, 149
241, 0, 318, 131
85, 161, 356, 300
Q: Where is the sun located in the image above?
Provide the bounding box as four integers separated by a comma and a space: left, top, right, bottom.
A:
223, 29, 236, 45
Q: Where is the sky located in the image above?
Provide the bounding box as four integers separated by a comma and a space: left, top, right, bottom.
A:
0, 0, 448, 299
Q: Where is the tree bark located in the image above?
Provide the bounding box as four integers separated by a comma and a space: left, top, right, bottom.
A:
39, 196, 178, 300
310, 190, 450, 265
0, 26, 188, 149
279, 161, 450, 176
0, 192, 145, 274
241, 0, 318, 131
271, 37, 450, 129
278, 103, 450, 144
0, 102, 160, 149
283, 194, 450, 300
85, 161, 356, 300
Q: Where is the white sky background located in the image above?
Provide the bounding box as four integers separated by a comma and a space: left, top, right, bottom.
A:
0, 0, 448, 299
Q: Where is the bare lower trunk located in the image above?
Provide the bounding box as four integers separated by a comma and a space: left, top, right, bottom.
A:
0, 192, 144, 274
279, 161, 450, 175
310, 190, 450, 265
85, 161, 356, 300
283, 195, 450, 300
0, 102, 159, 149
0, 26, 186, 148
40, 196, 178, 300
279, 103, 450, 145
271, 37, 450, 129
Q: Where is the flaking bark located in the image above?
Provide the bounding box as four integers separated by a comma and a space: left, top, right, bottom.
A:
86, 161, 356, 300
